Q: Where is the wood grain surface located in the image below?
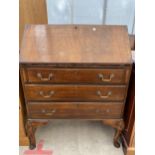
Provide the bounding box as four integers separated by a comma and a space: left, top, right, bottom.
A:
20, 25, 132, 64
19, 0, 47, 46
25, 67, 127, 84
19, 0, 48, 146
25, 84, 127, 101
27, 102, 124, 119
20, 25, 132, 149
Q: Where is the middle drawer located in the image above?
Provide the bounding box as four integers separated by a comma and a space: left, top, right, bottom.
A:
25, 85, 126, 101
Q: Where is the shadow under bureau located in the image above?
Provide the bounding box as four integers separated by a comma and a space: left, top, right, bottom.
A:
20, 25, 132, 149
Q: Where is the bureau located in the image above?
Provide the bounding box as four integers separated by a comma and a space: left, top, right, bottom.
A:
20, 25, 132, 149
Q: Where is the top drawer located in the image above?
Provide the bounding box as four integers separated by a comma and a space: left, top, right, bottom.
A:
22, 67, 130, 84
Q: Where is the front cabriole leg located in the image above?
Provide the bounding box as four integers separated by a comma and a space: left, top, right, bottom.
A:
26, 119, 48, 150
102, 119, 125, 148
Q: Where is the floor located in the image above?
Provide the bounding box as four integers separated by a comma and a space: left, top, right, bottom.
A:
20, 120, 124, 155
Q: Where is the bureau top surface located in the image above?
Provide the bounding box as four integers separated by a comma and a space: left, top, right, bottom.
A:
20, 25, 132, 64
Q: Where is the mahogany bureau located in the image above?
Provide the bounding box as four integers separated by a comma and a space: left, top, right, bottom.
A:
20, 25, 132, 149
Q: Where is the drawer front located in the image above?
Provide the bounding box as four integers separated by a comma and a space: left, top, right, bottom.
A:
25, 68, 127, 84
27, 102, 124, 119
25, 85, 126, 101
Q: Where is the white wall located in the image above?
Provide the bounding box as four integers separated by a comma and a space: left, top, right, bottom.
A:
46, 0, 135, 34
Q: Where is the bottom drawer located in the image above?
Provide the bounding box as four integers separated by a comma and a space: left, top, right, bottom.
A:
27, 102, 124, 119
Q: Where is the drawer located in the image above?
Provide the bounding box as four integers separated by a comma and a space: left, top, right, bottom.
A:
27, 102, 124, 119
25, 85, 126, 101
24, 68, 127, 84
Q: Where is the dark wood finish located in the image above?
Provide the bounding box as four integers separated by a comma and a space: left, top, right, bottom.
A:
20, 25, 132, 64
19, 93, 29, 145
19, 0, 48, 46
20, 25, 132, 149
26, 119, 48, 149
122, 64, 135, 155
25, 85, 126, 101
24, 68, 128, 84
19, 0, 48, 146
19, 75, 29, 145
122, 124, 135, 155
27, 102, 124, 119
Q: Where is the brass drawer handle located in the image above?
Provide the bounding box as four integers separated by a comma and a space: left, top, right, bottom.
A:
37, 73, 53, 81
46, 109, 56, 116
98, 73, 114, 82
97, 91, 112, 99
95, 109, 110, 113
42, 109, 56, 116
46, 113, 54, 116
39, 91, 54, 98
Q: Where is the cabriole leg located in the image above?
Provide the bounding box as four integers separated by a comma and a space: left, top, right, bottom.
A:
102, 119, 125, 148
26, 120, 48, 150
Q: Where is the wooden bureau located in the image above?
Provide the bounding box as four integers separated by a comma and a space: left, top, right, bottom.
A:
20, 25, 132, 149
